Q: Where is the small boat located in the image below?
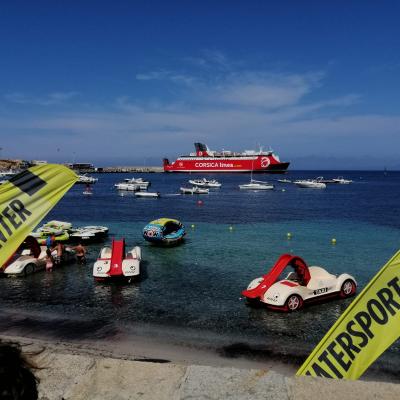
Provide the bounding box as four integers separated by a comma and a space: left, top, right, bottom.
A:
115, 177, 150, 191
314, 176, 336, 184
180, 186, 209, 194
239, 179, 274, 190
294, 179, 326, 189
135, 191, 160, 198
143, 218, 185, 245
188, 178, 222, 188
93, 239, 141, 281
70, 226, 109, 242
277, 178, 291, 183
77, 174, 98, 184
83, 184, 93, 195
332, 176, 353, 184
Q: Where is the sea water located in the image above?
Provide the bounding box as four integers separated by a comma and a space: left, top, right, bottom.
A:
1, 171, 399, 372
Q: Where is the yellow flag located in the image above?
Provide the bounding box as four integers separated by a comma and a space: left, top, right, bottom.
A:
0, 164, 78, 266
297, 250, 400, 379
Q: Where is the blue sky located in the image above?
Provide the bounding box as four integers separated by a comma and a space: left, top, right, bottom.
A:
0, 1, 399, 169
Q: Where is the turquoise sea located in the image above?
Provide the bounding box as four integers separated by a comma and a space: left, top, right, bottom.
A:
1, 170, 399, 376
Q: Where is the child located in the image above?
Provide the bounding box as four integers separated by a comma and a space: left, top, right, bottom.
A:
45, 249, 54, 272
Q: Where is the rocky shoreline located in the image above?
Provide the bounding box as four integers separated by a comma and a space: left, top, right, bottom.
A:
2, 334, 400, 400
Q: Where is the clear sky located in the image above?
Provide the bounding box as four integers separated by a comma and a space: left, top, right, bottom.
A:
0, 0, 399, 169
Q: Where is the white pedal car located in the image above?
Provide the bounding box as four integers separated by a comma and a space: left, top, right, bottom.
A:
242, 254, 357, 311
2, 236, 47, 276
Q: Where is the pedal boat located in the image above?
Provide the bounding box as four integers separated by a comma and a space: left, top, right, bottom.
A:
242, 254, 357, 311
93, 239, 141, 281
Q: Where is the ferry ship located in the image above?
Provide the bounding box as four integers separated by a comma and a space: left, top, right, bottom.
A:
163, 143, 290, 173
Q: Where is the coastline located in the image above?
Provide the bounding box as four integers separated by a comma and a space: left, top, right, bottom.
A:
2, 333, 400, 399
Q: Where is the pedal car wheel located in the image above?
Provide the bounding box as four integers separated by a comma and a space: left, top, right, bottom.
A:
340, 279, 356, 298
24, 263, 35, 276
285, 294, 303, 311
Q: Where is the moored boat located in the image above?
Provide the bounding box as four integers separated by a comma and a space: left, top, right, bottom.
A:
115, 177, 150, 191
163, 142, 289, 173
134, 191, 160, 198
332, 176, 353, 184
77, 174, 98, 184
180, 186, 209, 194
294, 179, 326, 189
188, 178, 222, 188
239, 179, 274, 190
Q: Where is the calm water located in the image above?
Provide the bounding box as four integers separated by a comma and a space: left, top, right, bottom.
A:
1, 171, 400, 371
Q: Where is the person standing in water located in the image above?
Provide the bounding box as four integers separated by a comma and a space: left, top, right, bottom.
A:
74, 243, 86, 264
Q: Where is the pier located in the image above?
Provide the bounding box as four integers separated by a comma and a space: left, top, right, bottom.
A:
91, 166, 163, 173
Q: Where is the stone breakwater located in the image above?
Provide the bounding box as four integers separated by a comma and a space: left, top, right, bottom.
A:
4, 335, 400, 400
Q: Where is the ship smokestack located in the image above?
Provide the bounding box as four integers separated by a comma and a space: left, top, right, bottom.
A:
194, 142, 209, 156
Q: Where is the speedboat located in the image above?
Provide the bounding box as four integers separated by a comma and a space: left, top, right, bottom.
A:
69, 226, 109, 242
93, 239, 141, 281
294, 179, 326, 189
180, 186, 209, 194
332, 176, 353, 184
242, 254, 357, 311
77, 174, 98, 184
134, 191, 160, 198
188, 178, 222, 188
239, 179, 274, 190
143, 218, 185, 246
115, 177, 150, 191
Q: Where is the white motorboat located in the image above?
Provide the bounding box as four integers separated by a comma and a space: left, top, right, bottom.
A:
93, 239, 141, 281
135, 191, 160, 198
70, 226, 109, 242
294, 179, 326, 189
239, 179, 274, 190
277, 178, 292, 183
332, 176, 353, 184
180, 186, 209, 194
188, 178, 222, 188
0, 169, 19, 178
77, 174, 98, 184
115, 177, 150, 191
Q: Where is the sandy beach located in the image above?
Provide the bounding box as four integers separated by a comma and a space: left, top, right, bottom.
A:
2, 332, 400, 400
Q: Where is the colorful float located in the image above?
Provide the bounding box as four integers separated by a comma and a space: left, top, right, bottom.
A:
143, 218, 185, 245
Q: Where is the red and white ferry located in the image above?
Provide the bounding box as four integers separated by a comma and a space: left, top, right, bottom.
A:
163, 143, 290, 173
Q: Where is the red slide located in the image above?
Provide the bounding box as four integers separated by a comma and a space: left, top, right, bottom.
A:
109, 239, 125, 276
242, 254, 310, 300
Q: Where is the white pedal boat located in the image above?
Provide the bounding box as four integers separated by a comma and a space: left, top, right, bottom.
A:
93, 239, 141, 281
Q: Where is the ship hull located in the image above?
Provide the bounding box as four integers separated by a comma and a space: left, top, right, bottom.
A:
163, 156, 289, 173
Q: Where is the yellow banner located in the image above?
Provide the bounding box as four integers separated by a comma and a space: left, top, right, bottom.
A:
297, 250, 400, 379
0, 164, 77, 266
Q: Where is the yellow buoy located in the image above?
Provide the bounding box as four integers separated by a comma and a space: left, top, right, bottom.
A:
229, 226, 234, 231
331, 238, 337, 244
191, 224, 195, 229
287, 232, 292, 239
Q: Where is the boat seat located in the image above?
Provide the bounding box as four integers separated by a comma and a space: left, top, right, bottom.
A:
101, 247, 112, 258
